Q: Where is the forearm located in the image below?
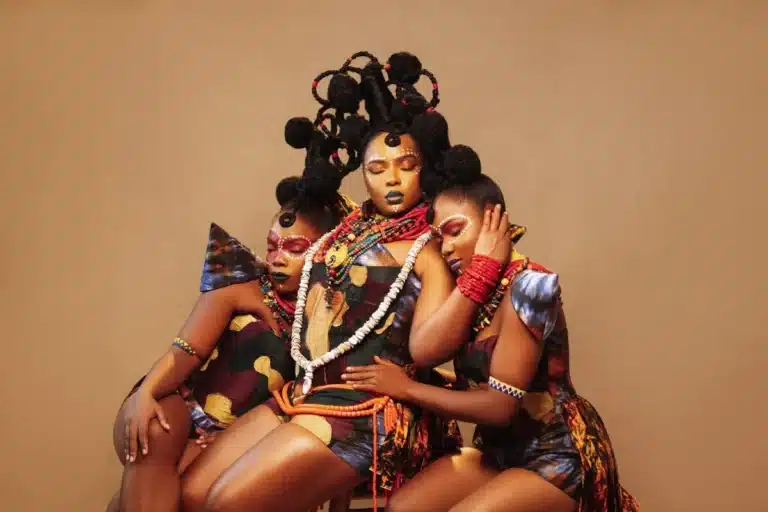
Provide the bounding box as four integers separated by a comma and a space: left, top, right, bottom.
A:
403, 381, 515, 427
409, 288, 479, 367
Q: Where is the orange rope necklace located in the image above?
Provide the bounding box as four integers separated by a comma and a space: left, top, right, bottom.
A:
272, 382, 398, 511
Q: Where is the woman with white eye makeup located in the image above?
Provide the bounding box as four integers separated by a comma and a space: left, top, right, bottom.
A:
107, 168, 355, 512
344, 168, 639, 511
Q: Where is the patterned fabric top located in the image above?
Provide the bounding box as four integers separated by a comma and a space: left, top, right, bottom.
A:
188, 314, 295, 428
189, 222, 294, 427
298, 242, 421, 390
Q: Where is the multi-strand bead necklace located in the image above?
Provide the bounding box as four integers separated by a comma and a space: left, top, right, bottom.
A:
291, 202, 432, 393
319, 202, 431, 302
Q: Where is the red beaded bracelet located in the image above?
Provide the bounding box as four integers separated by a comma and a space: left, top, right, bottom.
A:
457, 255, 503, 304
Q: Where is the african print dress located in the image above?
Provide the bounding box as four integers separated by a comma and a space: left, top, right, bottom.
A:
265, 242, 462, 491
126, 223, 295, 437
454, 255, 639, 512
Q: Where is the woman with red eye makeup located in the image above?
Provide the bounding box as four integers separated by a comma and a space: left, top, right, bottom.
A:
345, 167, 639, 511
106, 168, 355, 512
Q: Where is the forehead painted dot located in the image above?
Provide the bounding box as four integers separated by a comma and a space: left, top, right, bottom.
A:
364, 134, 421, 165
271, 215, 321, 241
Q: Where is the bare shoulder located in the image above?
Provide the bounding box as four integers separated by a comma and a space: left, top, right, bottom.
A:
383, 238, 443, 272
219, 280, 264, 311
414, 239, 447, 277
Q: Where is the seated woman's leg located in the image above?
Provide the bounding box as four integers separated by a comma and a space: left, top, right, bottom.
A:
203, 421, 365, 512
386, 448, 496, 512
111, 393, 191, 512
449, 468, 576, 512
179, 404, 283, 511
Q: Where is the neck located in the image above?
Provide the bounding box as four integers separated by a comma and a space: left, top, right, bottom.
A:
274, 292, 296, 314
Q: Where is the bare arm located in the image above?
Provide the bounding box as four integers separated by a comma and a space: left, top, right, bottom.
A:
348, 289, 542, 427
408, 241, 478, 367
137, 280, 273, 399
408, 206, 511, 367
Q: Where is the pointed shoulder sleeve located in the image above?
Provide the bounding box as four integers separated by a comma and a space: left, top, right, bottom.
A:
199, 222, 267, 293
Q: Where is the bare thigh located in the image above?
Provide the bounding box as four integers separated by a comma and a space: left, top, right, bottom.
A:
450, 467, 577, 512
205, 422, 363, 511
178, 440, 203, 474
387, 448, 497, 512
180, 404, 282, 507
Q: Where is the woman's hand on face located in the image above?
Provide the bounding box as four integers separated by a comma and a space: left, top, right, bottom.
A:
123, 389, 170, 462
473, 204, 511, 264
342, 356, 414, 400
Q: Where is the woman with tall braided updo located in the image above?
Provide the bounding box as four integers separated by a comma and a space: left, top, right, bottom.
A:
107, 156, 354, 512
176, 51, 509, 511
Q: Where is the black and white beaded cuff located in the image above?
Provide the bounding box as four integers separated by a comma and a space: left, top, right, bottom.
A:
488, 376, 527, 399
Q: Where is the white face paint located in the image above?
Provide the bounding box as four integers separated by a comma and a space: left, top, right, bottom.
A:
362, 133, 424, 218
437, 214, 473, 240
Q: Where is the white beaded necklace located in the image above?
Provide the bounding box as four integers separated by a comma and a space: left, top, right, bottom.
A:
290, 230, 433, 394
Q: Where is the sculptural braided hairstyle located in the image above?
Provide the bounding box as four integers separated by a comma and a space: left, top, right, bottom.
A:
283, 50, 483, 200
274, 121, 356, 230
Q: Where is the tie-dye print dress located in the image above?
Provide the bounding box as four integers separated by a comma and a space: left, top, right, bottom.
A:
453, 255, 639, 512
264, 242, 462, 491
126, 223, 295, 436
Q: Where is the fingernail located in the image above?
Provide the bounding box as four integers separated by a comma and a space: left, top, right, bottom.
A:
143, 448, 148, 455
341, 374, 347, 379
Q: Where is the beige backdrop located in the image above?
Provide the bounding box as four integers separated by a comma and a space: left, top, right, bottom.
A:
1, 1, 766, 511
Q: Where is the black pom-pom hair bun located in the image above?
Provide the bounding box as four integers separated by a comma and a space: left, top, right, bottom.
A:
297, 50, 443, 164
440, 145, 482, 186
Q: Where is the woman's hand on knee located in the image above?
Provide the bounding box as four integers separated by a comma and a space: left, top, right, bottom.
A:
123, 389, 171, 461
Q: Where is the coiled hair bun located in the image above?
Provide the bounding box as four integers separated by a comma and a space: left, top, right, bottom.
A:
327, 74, 361, 113
284, 117, 315, 149
442, 145, 482, 185
386, 52, 423, 85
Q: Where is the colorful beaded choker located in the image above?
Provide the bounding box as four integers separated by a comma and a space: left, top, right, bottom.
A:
317, 201, 431, 295
258, 275, 296, 338
472, 256, 529, 332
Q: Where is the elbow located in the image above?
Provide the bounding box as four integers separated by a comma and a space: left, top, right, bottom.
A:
482, 401, 518, 428
409, 346, 444, 369
409, 334, 458, 368
486, 413, 513, 428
